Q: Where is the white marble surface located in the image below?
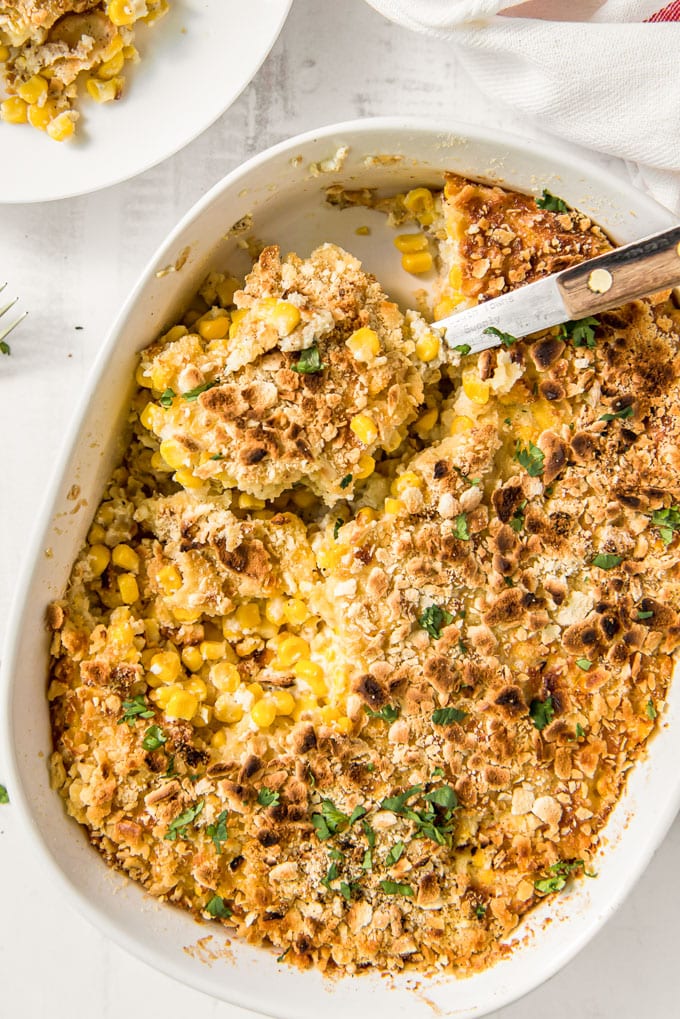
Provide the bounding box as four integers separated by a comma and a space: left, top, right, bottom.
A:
1, 0, 678, 1014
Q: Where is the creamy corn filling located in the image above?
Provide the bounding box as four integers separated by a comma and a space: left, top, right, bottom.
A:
0, 0, 168, 140
48, 177, 680, 977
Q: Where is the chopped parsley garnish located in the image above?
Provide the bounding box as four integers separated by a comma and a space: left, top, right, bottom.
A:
575, 723, 585, 739
529, 696, 555, 731
509, 499, 528, 533
646, 699, 657, 720
381, 785, 423, 814
432, 766, 445, 778
142, 725, 167, 751
651, 506, 680, 546
163, 756, 176, 778
424, 786, 458, 810
575, 658, 591, 671
206, 810, 229, 853
276, 947, 290, 963
432, 706, 467, 726
365, 704, 401, 723
339, 474, 352, 490
320, 861, 340, 889
257, 787, 280, 808
537, 189, 568, 213
118, 695, 154, 727
453, 513, 470, 540
365, 762, 375, 773
291, 344, 325, 374
362, 850, 373, 871
159, 387, 176, 408
205, 895, 232, 919
453, 343, 471, 356
419, 604, 454, 640
209, 453, 224, 461
0, 339, 10, 356
385, 841, 405, 867
362, 820, 376, 849
329, 847, 344, 862
560, 316, 599, 349
379, 880, 413, 897
182, 379, 219, 401
311, 798, 350, 840
381, 784, 458, 846
484, 325, 518, 348
0, 784, 8, 804
637, 609, 654, 620
333, 518, 343, 540
339, 881, 358, 901
534, 859, 584, 894
514, 441, 545, 477
348, 805, 367, 826
592, 553, 622, 570
599, 405, 634, 422
474, 903, 487, 919
164, 799, 204, 841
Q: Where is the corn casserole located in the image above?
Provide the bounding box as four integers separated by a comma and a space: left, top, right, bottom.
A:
47, 174, 680, 976
0, 1, 168, 141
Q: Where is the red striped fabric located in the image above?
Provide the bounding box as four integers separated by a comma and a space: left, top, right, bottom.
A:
647, 1, 680, 21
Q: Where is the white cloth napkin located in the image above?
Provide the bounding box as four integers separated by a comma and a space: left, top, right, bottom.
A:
365, 1, 680, 214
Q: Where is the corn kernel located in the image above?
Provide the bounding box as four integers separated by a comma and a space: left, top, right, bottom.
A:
257, 298, 301, 336
251, 698, 277, 728
355, 453, 376, 479
186, 677, 208, 701
86, 76, 121, 103
336, 716, 353, 735
346, 326, 381, 362
265, 598, 286, 627
350, 413, 378, 446
273, 635, 310, 670
391, 471, 422, 497
434, 296, 463, 319
292, 488, 316, 508
1, 97, 28, 124
283, 598, 308, 626
17, 75, 48, 105
150, 451, 169, 472
107, 0, 137, 26
0, 45, 9, 61
159, 439, 189, 470
46, 111, 75, 142
162, 325, 188, 343
210, 662, 240, 693
88, 523, 106, 545
200, 640, 226, 661
450, 415, 474, 435
117, 573, 139, 604
238, 492, 265, 510
316, 544, 345, 570
356, 507, 377, 526
320, 705, 340, 724
140, 402, 160, 431
149, 651, 182, 684
179, 647, 201, 674
415, 408, 438, 436
228, 308, 247, 338
448, 265, 463, 290
236, 603, 261, 630
98, 50, 125, 79
101, 33, 125, 60
403, 187, 435, 226
462, 370, 490, 406
293, 694, 319, 721
87, 542, 111, 578
214, 695, 244, 724
122, 43, 138, 59
27, 103, 54, 130
215, 277, 239, 306
385, 498, 404, 515
173, 606, 203, 623
211, 728, 227, 748
198, 315, 230, 340
293, 658, 327, 696
246, 682, 264, 703
158, 564, 182, 594
151, 684, 176, 709
112, 543, 140, 572
165, 690, 198, 720
394, 233, 428, 253
174, 468, 203, 490
415, 331, 440, 363
402, 251, 433, 275
144, 619, 160, 646
272, 690, 296, 716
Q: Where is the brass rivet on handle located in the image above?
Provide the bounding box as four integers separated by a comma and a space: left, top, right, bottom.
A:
587, 268, 613, 294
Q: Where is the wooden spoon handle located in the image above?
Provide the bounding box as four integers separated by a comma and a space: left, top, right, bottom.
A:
558, 225, 680, 318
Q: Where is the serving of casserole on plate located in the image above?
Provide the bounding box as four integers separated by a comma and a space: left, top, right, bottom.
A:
4, 121, 680, 1018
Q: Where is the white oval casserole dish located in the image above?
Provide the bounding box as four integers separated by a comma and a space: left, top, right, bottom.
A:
2, 118, 679, 1019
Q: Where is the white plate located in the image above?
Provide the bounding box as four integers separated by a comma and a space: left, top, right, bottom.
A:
2, 119, 679, 1019
0, 0, 292, 203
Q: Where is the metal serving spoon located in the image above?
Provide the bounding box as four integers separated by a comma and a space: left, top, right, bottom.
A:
433, 225, 680, 353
